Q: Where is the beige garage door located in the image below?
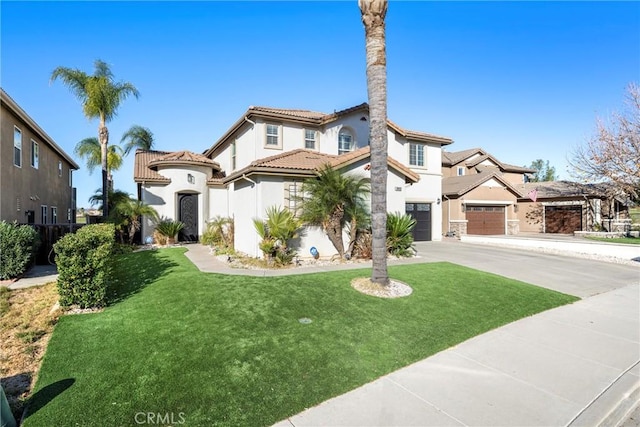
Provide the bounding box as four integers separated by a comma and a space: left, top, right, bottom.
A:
466, 206, 505, 235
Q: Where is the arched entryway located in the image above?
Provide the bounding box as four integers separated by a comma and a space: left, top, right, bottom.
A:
178, 193, 198, 242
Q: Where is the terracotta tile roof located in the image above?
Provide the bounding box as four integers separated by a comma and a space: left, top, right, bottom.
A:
442, 170, 523, 198
135, 150, 221, 184
386, 119, 453, 145
250, 149, 334, 170
134, 150, 172, 184
249, 106, 327, 121
222, 147, 419, 184
148, 150, 219, 168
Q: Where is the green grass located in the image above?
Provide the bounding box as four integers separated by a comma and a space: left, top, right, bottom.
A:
585, 236, 640, 245
24, 248, 577, 427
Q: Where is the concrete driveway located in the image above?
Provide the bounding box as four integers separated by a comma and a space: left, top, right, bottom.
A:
412, 240, 639, 298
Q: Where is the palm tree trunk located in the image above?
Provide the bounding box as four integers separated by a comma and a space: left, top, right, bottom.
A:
360, 0, 389, 286
99, 124, 109, 219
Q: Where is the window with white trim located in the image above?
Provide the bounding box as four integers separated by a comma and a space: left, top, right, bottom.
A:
31, 140, 39, 169
338, 129, 354, 155
41, 205, 47, 224
58, 161, 63, 177
14, 127, 22, 167
265, 124, 281, 148
409, 143, 425, 167
231, 140, 237, 170
284, 181, 303, 216
51, 207, 57, 224
457, 166, 465, 176
304, 129, 317, 150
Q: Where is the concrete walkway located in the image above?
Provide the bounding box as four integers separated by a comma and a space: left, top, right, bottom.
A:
184, 240, 639, 426
4, 264, 58, 290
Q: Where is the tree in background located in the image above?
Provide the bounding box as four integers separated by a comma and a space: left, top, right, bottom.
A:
74, 137, 124, 190
121, 125, 155, 155
569, 82, 640, 200
51, 59, 139, 218
528, 159, 557, 182
359, 0, 390, 286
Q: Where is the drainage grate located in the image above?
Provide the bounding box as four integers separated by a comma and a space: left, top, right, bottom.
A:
298, 317, 313, 324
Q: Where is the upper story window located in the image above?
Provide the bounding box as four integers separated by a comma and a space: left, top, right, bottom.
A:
304, 129, 317, 150
457, 166, 465, 176
265, 124, 281, 149
51, 207, 58, 224
31, 140, 39, 169
41, 205, 47, 224
409, 143, 425, 167
338, 129, 354, 155
14, 126, 22, 167
231, 140, 237, 170
58, 161, 63, 177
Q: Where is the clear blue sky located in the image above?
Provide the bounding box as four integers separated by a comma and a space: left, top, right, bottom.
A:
2, 1, 639, 208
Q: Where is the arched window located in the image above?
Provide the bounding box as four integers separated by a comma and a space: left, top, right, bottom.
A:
338, 128, 354, 155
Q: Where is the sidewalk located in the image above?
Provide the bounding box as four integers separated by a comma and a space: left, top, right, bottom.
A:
273, 283, 640, 427
4, 264, 58, 290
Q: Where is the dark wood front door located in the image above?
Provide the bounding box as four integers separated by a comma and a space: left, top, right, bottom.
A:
466, 206, 505, 235
545, 205, 582, 234
178, 193, 198, 242
405, 203, 432, 241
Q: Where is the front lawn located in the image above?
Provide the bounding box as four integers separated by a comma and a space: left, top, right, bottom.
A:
24, 248, 577, 426
585, 236, 640, 245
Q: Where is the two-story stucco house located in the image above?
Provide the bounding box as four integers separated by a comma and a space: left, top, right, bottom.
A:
135, 103, 453, 258
1, 88, 79, 224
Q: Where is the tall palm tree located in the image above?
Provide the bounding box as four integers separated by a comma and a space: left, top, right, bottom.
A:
359, 0, 390, 286
75, 137, 124, 190
121, 125, 155, 155
89, 188, 131, 215
51, 59, 139, 218
298, 165, 370, 258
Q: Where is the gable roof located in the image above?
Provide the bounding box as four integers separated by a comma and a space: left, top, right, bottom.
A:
1, 88, 80, 170
218, 147, 420, 185
134, 149, 220, 184
517, 181, 608, 200
204, 103, 453, 158
442, 169, 524, 198
442, 147, 536, 174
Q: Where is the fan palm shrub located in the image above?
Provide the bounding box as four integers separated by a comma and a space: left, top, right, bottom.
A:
253, 206, 301, 265
154, 218, 184, 245
386, 212, 416, 257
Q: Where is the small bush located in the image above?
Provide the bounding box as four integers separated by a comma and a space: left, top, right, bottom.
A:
201, 216, 234, 250
0, 221, 39, 280
54, 223, 115, 308
154, 217, 184, 243
353, 230, 373, 259
386, 212, 416, 257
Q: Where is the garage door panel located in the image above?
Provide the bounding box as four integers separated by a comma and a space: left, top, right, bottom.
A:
467, 206, 505, 235
545, 206, 582, 234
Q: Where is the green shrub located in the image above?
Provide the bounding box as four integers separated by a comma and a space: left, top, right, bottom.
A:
386, 212, 416, 257
0, 221, 39, 280
253, 206, 300, 264
154, 217, 184, 243
201, 216, 234, 250
54, 223, 115, 308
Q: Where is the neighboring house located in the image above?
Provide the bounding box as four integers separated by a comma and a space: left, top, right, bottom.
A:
441, 148, 535, 236
441, 147, 629, 235
517, 181, 630, 234
135, 103, 453, 257
1, 88, 79, 224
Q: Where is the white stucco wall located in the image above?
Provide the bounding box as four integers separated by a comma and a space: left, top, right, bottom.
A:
140, 164, 210, 241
